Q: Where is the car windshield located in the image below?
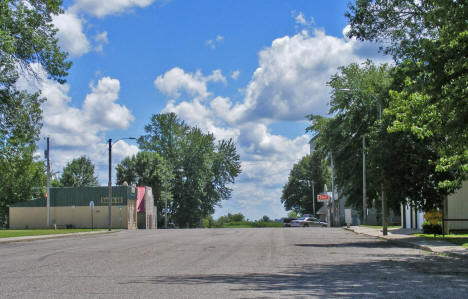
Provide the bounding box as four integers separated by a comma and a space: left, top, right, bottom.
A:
296, 217, 306, 220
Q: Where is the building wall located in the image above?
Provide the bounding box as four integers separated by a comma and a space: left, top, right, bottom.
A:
9, 206, 128, 229
448, 181, 468, 231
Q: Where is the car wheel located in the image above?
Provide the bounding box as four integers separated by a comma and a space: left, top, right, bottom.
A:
304, 224, 309, 227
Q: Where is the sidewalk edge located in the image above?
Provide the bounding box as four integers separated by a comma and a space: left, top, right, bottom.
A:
0, 230, 119, 244
343, 227, 468, 260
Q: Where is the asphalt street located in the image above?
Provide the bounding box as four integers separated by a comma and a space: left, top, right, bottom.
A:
1, 227, 467, 298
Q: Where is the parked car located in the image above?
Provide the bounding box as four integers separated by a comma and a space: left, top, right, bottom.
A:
290, 216, 327, 227
282, 218, 296, 227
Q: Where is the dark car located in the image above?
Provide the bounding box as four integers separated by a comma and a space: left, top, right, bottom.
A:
290, 216, 327, 227
282, 218, 296, 227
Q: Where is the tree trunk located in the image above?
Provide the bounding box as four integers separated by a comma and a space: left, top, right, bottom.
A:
381, 182, 388, 235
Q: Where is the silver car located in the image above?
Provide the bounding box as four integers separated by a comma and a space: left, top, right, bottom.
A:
290, 216, 327, 227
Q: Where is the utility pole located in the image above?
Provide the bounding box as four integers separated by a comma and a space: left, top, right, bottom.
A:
312, 180, 315, 216
377, 101, 388, 236
362, 135, 367, 225
46, 137, 51, 227
164, 184, 168, 229
108, 138, 112, 231
330, 152, 336, 227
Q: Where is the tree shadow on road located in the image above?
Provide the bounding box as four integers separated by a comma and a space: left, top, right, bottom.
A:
119, 254, 468, 297
294, 241, 395, 248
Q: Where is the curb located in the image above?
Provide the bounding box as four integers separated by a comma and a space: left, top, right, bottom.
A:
0, 230, 120, 244
343, 227, 468, 260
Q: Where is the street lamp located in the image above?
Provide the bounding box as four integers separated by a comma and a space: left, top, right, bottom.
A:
108, 137, 136, 231
339, 88, 385, 231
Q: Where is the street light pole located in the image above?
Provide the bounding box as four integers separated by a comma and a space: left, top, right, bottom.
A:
339, 88, 370, 226
164, 184, 168, 229
108, 137, 136, 231
312, 180, 315, 216
362, 135, 367, 225
330, 151, 336, 226
108, 138, 112, 231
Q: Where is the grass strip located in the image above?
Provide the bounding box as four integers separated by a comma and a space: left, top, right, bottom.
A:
414, 233, 468, 248
360, 225, 401, 229
0, 229, 107, 238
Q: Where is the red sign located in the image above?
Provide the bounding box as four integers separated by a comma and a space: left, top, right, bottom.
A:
317, 194, 329, 201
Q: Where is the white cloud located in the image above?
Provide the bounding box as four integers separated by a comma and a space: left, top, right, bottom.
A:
54, 0, 158, 57
206, 35, 224, 49
53, 12, 90, 57
156, 26, 386, 220
293, 11, 314, 27
70, 0, 156, 18
230, 70, 240, 80
231, 29, 388, 122
19, 64, 136, 184
154, 68, 226, 99
93, 31, 109, 52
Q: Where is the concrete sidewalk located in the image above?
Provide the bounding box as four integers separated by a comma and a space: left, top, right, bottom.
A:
345, 226, 468, 259
0, 230, 116, 244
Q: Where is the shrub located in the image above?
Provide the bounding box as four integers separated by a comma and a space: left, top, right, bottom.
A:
422, 222, 442, 235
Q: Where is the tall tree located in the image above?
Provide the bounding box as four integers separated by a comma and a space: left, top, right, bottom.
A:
60, 156, 99, 187
0, 0, 71, 221
346, 0, 467, 191
116, 151, 172, 224
281, 152, 329, 215
308, 61, 454, 228
136, 113, 241, 228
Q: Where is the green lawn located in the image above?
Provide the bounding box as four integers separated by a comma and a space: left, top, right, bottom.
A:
360, 225, 401, 229
222, 221, 283, 228
415, 233, 468, 248
0, 229, 106, 238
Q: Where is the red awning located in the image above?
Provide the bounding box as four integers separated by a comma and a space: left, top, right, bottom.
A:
136, 187, 145, 212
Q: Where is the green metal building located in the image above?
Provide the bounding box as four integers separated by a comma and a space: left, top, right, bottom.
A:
9, 186, 137, 229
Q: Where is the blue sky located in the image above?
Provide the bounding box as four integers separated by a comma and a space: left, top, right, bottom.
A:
30, 0, 387, 220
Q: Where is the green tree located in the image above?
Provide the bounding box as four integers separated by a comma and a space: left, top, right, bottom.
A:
60, 156, 99, 187
137, 113, 241, 228
308, 61, 454, 232
287, 211, 298, 219
0, 0, 71, 222
230, 213, 244, 222
260, 215, 270, 222
346, 0, 468, 191
116, 151, 172, 223
281, 152, 329, 215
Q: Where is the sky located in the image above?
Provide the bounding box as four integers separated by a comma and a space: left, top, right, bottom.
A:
28, 0, 388, 221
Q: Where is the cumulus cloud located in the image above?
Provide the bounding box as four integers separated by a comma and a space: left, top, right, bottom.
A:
230, 70, 240, 80
156, 27, 385, 219
53, 12, 90, 57
206, 35, 224, 49
93, 31, 109, 52
154, 68, 226, 99
18, 64, 137, 184
294, 11, 314, 27
70, 0, 156, 18
53, 0, 158, 57
231, 29, 389, 122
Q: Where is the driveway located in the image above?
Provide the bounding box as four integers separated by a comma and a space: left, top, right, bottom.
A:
1, 227, 467, 298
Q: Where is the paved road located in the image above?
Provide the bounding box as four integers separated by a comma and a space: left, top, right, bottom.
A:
1, 228, 467, 298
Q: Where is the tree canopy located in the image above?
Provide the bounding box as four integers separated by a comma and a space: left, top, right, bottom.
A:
281, 152, 329, 215
116, 151, 172, 220
119, 113, 242, 228
346, 0, 467, 191
307, 61, 454, 216
60, 156, 99, 187
0, 0, 71, 223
